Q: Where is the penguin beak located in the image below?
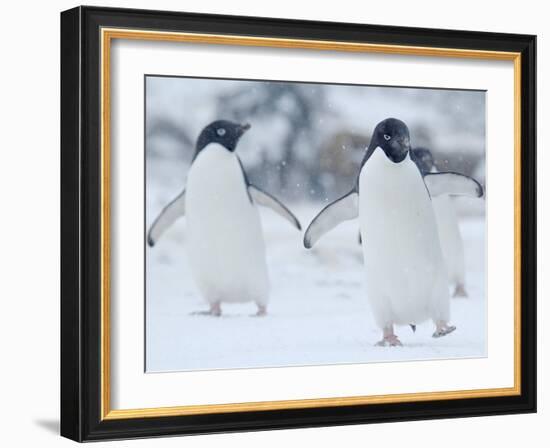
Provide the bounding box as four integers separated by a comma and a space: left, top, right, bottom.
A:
239, 123, 251, 135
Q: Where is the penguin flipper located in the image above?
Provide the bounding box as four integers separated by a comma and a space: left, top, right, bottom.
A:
303, 190, 359, 249
248, 185, 301, 230
147, 189, 186, 247
424, 172, 484, 198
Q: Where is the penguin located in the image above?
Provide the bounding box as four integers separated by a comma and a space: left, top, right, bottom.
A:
147, 120, 301, 317
411, 147, 469, 298
303, 118, 483, 346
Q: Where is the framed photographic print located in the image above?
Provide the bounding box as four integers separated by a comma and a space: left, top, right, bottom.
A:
60, 6, 536, 442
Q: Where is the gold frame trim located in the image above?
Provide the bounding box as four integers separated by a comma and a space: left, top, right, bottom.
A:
100, 28, 522, 421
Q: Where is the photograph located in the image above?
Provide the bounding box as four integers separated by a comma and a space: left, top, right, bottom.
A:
57, 5, 537, 442
145, 75, 486, 372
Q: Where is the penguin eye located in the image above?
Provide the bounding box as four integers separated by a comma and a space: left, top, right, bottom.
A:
216, 128, 226, 136
383, 134, 391, 141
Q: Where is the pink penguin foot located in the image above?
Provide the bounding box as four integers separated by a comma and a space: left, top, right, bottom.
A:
432, 322, 456, 338
251, 305, 267, 317
375, 334, 403, 347
190, 303, 221, 317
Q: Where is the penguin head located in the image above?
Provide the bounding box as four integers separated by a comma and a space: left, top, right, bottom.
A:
410, 147, 435, 175
196, 120, 251, 153
369, 118, 411, 163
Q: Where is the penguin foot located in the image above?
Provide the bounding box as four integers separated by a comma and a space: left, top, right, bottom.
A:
375, 335, 403, 347
191, 303, 221, 317
251, 305, 267, 317
452, 284, 468, 298
432, 324, 456, 338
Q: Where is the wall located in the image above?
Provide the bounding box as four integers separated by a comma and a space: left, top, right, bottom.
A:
0, 0, 545, 446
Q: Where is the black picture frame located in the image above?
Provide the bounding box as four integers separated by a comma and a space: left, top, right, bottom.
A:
61, 5, 536, 442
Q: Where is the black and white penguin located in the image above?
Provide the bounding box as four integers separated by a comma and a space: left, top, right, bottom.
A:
304, 118, 483, 346
411, 147, 470, 298
148, 120, 301, 317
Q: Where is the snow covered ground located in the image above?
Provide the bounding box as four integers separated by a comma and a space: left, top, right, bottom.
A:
145, 200, 486, 373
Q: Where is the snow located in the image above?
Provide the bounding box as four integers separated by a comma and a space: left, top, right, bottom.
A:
145, 201, 486, 373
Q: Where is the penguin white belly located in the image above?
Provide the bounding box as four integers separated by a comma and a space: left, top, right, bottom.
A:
185, 144, 269, 305
359, 149, 449, 327
432, 195, 465, 286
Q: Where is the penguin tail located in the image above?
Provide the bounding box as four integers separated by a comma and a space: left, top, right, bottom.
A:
409, 324, 416, 333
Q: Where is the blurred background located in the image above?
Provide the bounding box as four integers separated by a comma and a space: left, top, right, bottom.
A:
146, 76, 486, 207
